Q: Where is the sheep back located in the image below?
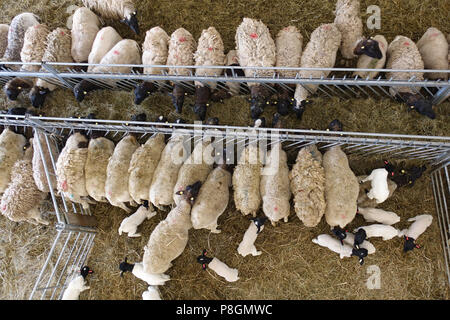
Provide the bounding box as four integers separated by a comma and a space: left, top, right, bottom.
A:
71, 7, 102, 63
0, 128, 27, 193
91, 39, 141, 74
20, 24, 50, 73
87, 26, 122, 71
275, 26, 303, 78
334, 0, 363, 59
142, 26, 170, 75
32, 132, 58, 192
357, 174, 397, 208
416, 27, 448, 80
166, 28, 196, 76
82, 0, 136, 20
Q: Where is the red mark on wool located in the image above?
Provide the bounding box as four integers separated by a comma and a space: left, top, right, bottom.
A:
100, 36, 104, 40
250, 33, 258, 39
61, 180, 68, 191
341, 214, 346, 219
179, 37, 186, 42
60, 31, 65, 36
274, 207, 278, 212
113, 50, 120, 55
1, 205, 5, 211
431, 32, 440, 37
297, 189, 303, 193
208, 47, 213, 51
324, 25, 331, 30
403, 42, 410, 46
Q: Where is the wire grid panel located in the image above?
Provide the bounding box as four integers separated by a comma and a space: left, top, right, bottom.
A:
0, 62, 449, 105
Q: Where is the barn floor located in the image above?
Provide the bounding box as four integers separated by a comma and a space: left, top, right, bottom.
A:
0, 0, 449, 300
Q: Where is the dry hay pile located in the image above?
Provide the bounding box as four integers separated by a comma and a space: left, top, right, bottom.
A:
0, 0, 449, 300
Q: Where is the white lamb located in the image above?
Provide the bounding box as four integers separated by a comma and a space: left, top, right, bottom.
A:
197, 250, 239, 282
312, 234, 353, 259
61, 266, 92, 300
237, 221, 263, 257
357, 207, 400, 225
354, 224, 401, 241
342, 233, 376, 255
118, 201, 156, 237
142, 286, 162, 300
119, 258, 170, 286
398, 214, 433, 252
360, 168, 390, 204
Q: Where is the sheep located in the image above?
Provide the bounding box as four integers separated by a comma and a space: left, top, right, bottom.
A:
74, 39, 141, 102
143, 182, 201, 274
71, 7, 101, 63
197, 250, 239, 282
312, 234, 354, 259
81, 0, 139, 34
383, 160, 427, 188
354, 224, 401, 241
30, 27, 73, 108
84, 132, 115, 203
0, 139, 49, 226
105, 133, 140, 213
274, 26, 303, 115
193, 26, 226, 120
134, 26, 170, 105
61, 266, 93, 300
1, 13, 40, 70
359, 168, 390, 204
323, 145, 359, 228
357, 174, 397, 208
293, 23, 341, 119
119, 257, 170, 286
118, 201, 156, 237
32, 130, 58, 192
353, 35, 388, 79
342, 232, 376, 254
235, 18, 276, 119
56, 132, 94, 209
416, 27, 448, 80
3, 24, 50, 101
166, 28, 196, 114
0, 128, 27, 194
357, 207, 400, 225
223, 50, 246, 97
289, 145, 326, 227
87, 26, 122, 72
237, 220, 264, 257
386, 35, 435, 119
0, 24, 9, 58
142, 286, 162, 300
399, 214, 433, 252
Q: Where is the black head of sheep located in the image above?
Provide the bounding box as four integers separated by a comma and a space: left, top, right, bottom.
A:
30, 87, 50, 108
292, 99, 313, 120
175, 181, 202, 206
351, 247, 368, 265
353, 38, 383, 59
332, 226, 347, 245
250, 216, 268, 234
119, 257, 134, 276
197, 249, 213, 270
193, 85, 211, 121
79, 266, 93, 279
403, 236, 421, 253
134, 81, 157, 105
122, 11, 140, 35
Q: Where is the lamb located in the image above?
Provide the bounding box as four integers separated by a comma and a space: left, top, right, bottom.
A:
323, 145, 359, 228
1, 13, 40, 70
312, 234, 354, 259
105, 133, 140, 213
143, 182, 201, 274
237, 219, 264, 257
193, 26, 226, 120
74, 39, 141, 102
416, 27, 448, 80
223, 50, 245, 96
81, 0, 139, 34
71, 7, 101, 63
274, 26, 303, 115
118, 201, 156, 237
32, 130, 58, 192
87, 26, 122, 72
56, 132, 93, 209
119, 257, 170, 286
4, 24, 50, 101
359, 168, 390, 204
386, 35, 435, 119
354, 224, 401, 241
61, 266, 93, 300
142, 286, 162, 300
134, 26, 170, 105
357, 207, 400, 225
399, 214, 433, 252
0, 139, 49, 226
293, 24, 341, 119
166, 28, 196, 114
357, 174, 397, 208
342, 232, 376, 255
0, 24, 9, 58
197, 250, 239, 282
235, 18, 276, 119
289, 145, 326, 227
353, 35, 388, 79
0, 128, 27, 194
29, 27, 73, 108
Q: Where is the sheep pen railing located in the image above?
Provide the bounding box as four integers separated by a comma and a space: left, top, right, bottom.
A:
0, 115, 449, 299
0, 62, 449, 105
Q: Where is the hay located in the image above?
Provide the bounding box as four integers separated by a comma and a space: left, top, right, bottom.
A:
0, 0, 449, 300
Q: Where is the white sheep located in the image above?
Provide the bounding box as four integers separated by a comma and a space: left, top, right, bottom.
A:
312, 234, 354, 259
197, 250, 239, 282
82, 0, 139, 34
360, 168, 390, 204
71, 7, 101, 63
61, 267, 92, 300
357, 174, 397, 208
354, 224, 401, 241
0, 128, 27, 193
275, 26, 303, 78
0, 24, 9, 58
333, 0, 363, 60
353, 35, 388, 79
237, 221, 263, 257
118, 202, 156, 237
32, 130, 58, 192
105, 134, 140, 213
87, 26, 122, 71
119, 258, 170, 286
142, 286, 162, 300
417, 27, 448, 80
398, 214, 433, 252
323, 146, 359, 228
357, 207, 400, 225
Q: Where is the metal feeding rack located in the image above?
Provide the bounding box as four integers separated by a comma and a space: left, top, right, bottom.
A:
0, 62, 449, 105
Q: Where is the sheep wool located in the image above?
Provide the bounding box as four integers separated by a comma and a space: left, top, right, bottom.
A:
142, 26, 170, 76
0, 128, 27, 193
1, 140, 48, 226
32, 131, 58, 192
208, 257, 239, 282
190, 165, 231, 233
237, 221, 263, 257
143, 199, 192, 274
87, 26, 122, 71
357, 207, 400, 225
105, 134, 139, 212
322, 146, 359, 228
312, 234, 353, 259
357, 174, 397, 208
56, 132, 91, 209
61, 275, 89, 300
360, 168, 390, 204
142, 286, 162, 300
118, 204, 156, 237
20, 24, 50, 72
353, 35, 388, 79
166, 28, 196, 76
334, 0, 363, 59
289, 146, 326, 227
354, 224, 401, 241
82, 0, 136, 21
194, 26, 226, 89
416, 27, 448, 80
275, 26, 303, 78
294, 23, 341, 104
71, 7, 102, 63
0, 24, 9, 58
128, 133, 165, 205
260, 143, 291, 225
1, 13, 40, 70
399, 214, 433, 240
84, 136, 115, 202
